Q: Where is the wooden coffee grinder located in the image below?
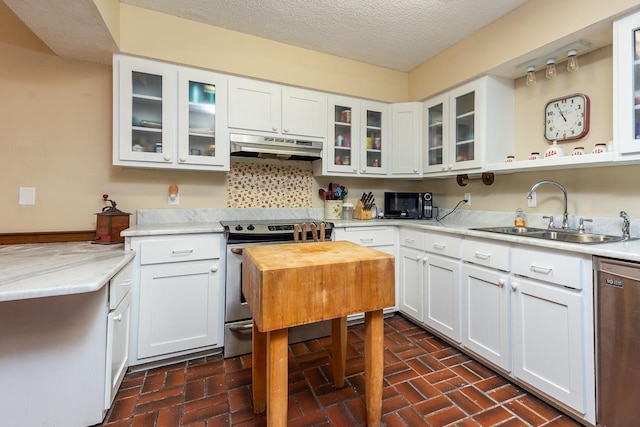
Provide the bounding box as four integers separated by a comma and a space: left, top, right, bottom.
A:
94, 194, 131, 244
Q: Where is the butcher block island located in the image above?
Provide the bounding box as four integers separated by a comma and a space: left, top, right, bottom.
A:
242, 240, 395, 427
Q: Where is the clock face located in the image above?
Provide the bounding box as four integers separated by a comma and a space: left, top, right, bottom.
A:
544, 94, 590, 141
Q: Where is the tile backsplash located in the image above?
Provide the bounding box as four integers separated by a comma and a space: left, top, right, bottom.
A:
226, 159, 312, 208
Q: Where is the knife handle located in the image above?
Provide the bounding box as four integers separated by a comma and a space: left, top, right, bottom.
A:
293, 224, 299, 243
311, 222, 319, 242
301, 223, 307, 243
319, 222, 325, 242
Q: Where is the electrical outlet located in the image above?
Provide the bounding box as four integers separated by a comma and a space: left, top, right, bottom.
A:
527, 191, 536, 207
464, 192, 471, 206
19, 187, 36, 205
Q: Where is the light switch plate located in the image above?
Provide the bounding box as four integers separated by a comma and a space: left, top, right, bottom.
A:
527, 191, 536, 207
19, 187, 36, 205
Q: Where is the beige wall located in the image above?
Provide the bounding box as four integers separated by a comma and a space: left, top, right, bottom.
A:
408, 0, 640, 100
3, 1, 640, 234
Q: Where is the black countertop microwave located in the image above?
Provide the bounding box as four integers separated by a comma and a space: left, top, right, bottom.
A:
383, 192, 433, 219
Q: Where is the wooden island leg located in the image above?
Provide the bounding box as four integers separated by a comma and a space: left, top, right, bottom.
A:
331, 316, 347, 388
267, 328, 289, 426
364, 309, 384, 427
252, 323, 267, 414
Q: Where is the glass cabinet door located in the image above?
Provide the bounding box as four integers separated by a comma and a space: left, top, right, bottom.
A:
327, 97, 359, 174
118, 59, 175, 164
424, 94, 449, 173
178, 69, 227, 167
361, 101, 388, 174
453, 91, 475, 165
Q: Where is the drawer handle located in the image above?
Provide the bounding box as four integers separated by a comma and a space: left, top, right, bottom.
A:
171, 249, 194, 255
433, 243, 446, 250
404, 238, 416, 243
531, 264, 552, 274
114, 314, 123, 322
511, 282, 518, 292
211, 266, 218, 272
229, 323, 253, 331
360, 237, 374, 243
474, 252, 490, 260
498, 279, 506, 288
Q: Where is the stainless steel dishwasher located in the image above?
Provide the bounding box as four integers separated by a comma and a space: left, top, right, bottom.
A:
594, 257, 640, 427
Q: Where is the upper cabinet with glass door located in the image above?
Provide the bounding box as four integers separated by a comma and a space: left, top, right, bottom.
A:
319, 97, 388, 176
614, 11, 640, 160
113, 55, 229, 171
177, 68, 228, 168
423, 76, 513, 176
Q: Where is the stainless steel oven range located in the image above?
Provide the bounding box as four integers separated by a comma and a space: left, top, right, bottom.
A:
221, 219, 333, 358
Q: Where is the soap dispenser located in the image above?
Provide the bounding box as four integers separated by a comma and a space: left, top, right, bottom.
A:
514, 206, 526, 227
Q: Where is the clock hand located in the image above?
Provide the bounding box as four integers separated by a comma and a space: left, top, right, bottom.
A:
556, 105, 567, 122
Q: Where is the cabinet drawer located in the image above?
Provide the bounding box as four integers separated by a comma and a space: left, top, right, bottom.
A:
109, 261, 133, 310
424, 232, 461, 259
511, 247, 585, 289
140, 236, 221, 265
462, 238, 510, 271
336, 227, 395, 247
399, 228, 425, 250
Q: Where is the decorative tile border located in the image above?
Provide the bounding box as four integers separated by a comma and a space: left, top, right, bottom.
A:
226, 159, 313, 208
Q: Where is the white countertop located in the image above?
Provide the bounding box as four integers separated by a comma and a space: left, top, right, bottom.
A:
0, 242, 135, 302
122, 209, 640, 263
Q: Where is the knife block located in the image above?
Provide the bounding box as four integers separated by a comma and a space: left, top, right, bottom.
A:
353, 201, 372, 220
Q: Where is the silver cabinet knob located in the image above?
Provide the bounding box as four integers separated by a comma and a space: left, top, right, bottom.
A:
179, 156, 187, 163
163, 155, 171, 162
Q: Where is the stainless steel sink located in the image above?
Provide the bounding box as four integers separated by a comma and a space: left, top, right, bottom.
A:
470, 226, 546, 234
523, 230, 625, 244
471, 226, 625, 244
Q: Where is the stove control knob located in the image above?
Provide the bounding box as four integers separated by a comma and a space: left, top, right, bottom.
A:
247, 225, 255, 231
234, 225, 243, 231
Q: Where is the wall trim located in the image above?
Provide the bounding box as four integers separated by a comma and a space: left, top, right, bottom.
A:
0, 230, 96, 245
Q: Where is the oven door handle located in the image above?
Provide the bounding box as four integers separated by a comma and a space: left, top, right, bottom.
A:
228, 322, 253, 331
231, 247, 244, 255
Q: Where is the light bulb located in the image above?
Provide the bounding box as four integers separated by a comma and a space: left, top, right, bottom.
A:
567, 50, 579, 72
545, 59, 556, 79
525, 66, 536, 87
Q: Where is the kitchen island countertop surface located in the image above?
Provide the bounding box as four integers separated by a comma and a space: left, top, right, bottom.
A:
0, 242, 135, 302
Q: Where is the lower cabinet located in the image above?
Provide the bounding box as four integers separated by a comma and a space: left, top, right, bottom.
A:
423, 253, 460, 342
333, 226, 399, 318
398, 230, 595, 425
138, 260, 222, 359
127, 234, 225, 366
460, 263, 510, 370
510, 276, 585, 412
398, 245, 424, 322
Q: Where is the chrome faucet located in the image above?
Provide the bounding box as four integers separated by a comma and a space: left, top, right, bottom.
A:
527, 180, 569, 229
620, 211, 631, 240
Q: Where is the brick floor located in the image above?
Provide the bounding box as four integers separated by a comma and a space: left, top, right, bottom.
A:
101, 315, 583, 426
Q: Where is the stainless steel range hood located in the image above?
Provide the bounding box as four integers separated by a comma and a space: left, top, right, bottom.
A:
229, 133, 323, 161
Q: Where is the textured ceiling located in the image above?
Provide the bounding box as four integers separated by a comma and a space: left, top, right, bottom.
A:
121, 0, 528, 72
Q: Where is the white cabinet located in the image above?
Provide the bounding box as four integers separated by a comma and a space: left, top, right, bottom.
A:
113, 55, 229, 171
614, 11, 640, 159
105, 261, 132, 409
510, 246, 594, 422
390, 102, 423, 177
423, 251, 461, 342
398, 229, 425, 322
460, 239, 510, 371
127, 234, 225, 365
320, 96, 389, 176
333, 226, 398, 315
228, 77, 327, 138
423, 75, 513, 176
398, 228, 461, 343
